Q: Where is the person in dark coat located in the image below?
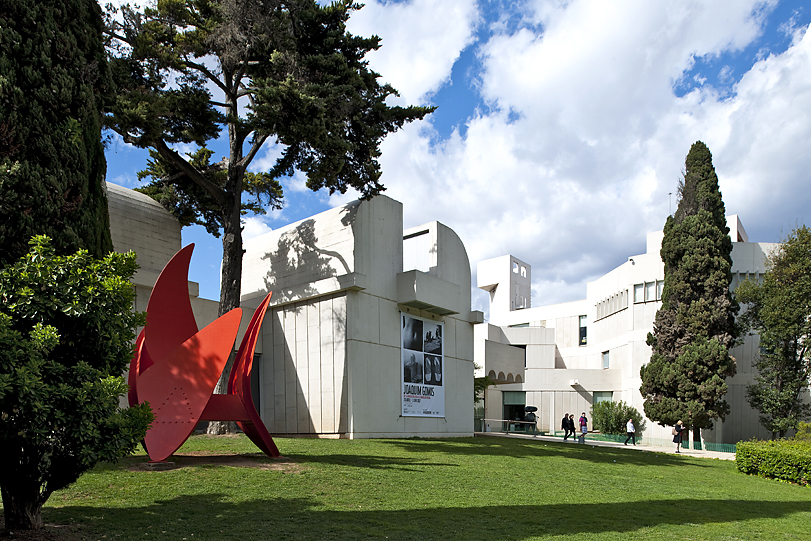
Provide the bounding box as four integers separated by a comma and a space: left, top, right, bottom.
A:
673, 420, 685, 453
562, 413, 571, 440
568, 414, 576, 441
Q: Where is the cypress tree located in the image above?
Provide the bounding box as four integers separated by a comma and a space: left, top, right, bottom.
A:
640, 141, 739, 436
0, 0, 113, 266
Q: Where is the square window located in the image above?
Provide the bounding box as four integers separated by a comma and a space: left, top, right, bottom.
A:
594, 391, 613, 403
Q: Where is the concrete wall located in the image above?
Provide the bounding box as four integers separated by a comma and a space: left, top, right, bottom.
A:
107, 182, 218, 322
476, 217, 785, 445
242, 195, 476, 438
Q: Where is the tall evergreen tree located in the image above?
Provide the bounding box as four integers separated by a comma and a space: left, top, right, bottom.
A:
640, 141, 739, 438
736, 226, 811, 439
0, 0, 113, 265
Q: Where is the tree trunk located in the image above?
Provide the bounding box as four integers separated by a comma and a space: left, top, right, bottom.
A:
207, 155, 244, 436
1, 483, 45, 531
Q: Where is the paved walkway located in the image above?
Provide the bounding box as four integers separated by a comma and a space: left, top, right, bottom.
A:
475, 431, 736, 460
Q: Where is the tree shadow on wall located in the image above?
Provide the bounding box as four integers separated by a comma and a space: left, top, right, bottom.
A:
261, 203, 356, 306
256, 206, 356, 437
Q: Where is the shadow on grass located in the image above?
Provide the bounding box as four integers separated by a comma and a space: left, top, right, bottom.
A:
286, 437, 711, 470
46, 494, 810, 540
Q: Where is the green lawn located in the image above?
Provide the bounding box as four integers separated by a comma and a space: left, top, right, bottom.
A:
33, 435, 811, 540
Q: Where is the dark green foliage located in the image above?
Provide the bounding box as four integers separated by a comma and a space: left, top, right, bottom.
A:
0, 0, 113, 266
736, 439, 811, 485
0, 237, 152, 530
474, 374, 495, 402
641, 141, 738, 430
590, 400, 646, 436
104, 0, 433, 316
736, 226, 811, 439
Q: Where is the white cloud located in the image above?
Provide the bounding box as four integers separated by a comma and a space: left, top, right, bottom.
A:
334, 0, 811, 309
242, 216, 274, 240
345, 0, 480, 103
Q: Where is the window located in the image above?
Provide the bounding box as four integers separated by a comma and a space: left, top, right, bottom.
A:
602, 350, 609, 369
593, 391, 613, 404
579, 315, 587, 346
512, 261, 519, 274
502, 391, 526, 424
520, 265, 527, 277
657, 280, 664, 300
645, 281, 656, 302
634, 283, 644, 303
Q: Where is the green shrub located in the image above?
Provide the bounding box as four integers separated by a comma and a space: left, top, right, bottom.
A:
795, 422, 811, 441
736, 439, 811, 485
591, 400, 646, 436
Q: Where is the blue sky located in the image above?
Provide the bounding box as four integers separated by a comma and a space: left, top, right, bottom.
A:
104, 0, 811, 314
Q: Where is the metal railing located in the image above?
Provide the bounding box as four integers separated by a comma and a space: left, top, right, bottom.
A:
477, 418, 539, 435
474, 422, 737, 453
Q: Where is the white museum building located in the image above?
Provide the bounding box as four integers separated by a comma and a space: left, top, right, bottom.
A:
108, 183, 481, 439
475, 216, 779, 446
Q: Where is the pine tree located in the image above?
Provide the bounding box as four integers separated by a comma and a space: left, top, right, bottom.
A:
0, 0, 113, 266
640, 141, 739, 436
103, 0, 432, 433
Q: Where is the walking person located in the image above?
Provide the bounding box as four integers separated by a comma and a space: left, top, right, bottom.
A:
672, 420, 685, 453
624, 418, 636, 445
562, 413, 571, 441
578, 412, 588, 444
569, 414, 576, 442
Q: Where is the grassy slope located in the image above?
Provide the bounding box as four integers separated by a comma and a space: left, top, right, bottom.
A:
36, 435, 811, 540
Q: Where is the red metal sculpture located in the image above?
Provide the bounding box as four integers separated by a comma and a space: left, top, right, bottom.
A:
128, 244, 280, 462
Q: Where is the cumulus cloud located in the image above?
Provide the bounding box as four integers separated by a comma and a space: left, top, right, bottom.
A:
333, 0, 811, 310
345, 0, 480, 103
242, 216, 274, 240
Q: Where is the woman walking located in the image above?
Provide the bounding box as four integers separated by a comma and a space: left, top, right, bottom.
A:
673, 420, 685, 453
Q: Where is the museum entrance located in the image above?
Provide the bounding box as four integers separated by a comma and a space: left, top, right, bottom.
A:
502, 391, 526, 432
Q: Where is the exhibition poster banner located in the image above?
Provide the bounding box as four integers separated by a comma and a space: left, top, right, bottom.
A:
401, 313, 444, 417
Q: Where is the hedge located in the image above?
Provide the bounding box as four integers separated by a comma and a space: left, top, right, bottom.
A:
736, 439, 811, 486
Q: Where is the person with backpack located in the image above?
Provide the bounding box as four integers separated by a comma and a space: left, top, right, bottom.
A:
578, 413, 588, 443
672, 420, 685, 453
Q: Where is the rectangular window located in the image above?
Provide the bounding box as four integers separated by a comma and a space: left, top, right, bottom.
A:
645, 281, 656, 302
657, 280, 664, 300
634, 283, 644, 303
502, 391, 526, 405
593, 391, 613, 404
520, 265, 527, 277
512, 261, 519, 274
602, 350, 610, 369
579, 315, 587, 346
